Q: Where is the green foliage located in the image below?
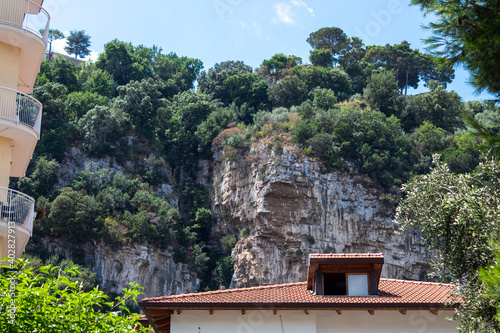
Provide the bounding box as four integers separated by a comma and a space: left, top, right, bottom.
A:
410, 121, 447, 173
220, 235, 237, 254
77, 105, 129, 157
198, 60, 252, 101
365, 69, 399, 116
401, 81, 463, 132
307, 27, 348, 62
441, 133, 481, 174
161, 91, 223, 166
49, 56, 81, 92
32, 82, 69, 160
260, 53, 302, 78
47, 29, 65, 56
268, 75, 309, 108
291, 65, 353, 101
364, 41, 454, 95
47, 187, 102, 243
240, 228, 249, 238
309, 49, 334, 67
307, 236, 315, 245
216, 256, 234, 288
397, 157, 500, 330
222, 73, 270, 114
310, 88, 337, 110
65, 30, 91, 59
480, 242, 500, 327
115, 78, 166, 138
0, 259, 148, 332
65, 91, 109, 119
195, 107, 236, 157
84, 68, 116, 97
153, 52, 203, 98
16, 157, 60, 200
411, 0, 500, 97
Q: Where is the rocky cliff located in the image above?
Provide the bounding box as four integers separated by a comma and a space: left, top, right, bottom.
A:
41, 239, 199, 300
210, 141, 432, 288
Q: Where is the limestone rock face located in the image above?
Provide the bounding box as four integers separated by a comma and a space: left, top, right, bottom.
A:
210, 144, 432, 288
42, 239, 199, 300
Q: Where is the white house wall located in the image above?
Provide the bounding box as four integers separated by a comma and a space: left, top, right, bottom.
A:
171, 310, 316, 333
170, 310, 457, 333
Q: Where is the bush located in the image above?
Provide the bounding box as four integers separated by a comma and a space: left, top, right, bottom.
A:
220, 235, 237, 253
0, 259, 148, 332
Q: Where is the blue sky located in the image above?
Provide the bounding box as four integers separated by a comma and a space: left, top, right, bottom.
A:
45, 0, 493, 101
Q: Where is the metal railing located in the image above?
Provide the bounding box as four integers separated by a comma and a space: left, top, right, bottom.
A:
0, 86, 42, 138
0, 187, 35, 234
0, 0, 50, 45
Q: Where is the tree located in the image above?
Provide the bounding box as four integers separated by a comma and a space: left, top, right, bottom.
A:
198, 61, 252, 102
47, 29, 65, 60
153, 52, 203, 98
364, 41, 454, 95
306, 27, 348, 63
222, 73, 270, 113
0, 259, 148, 332
84, 69, 116, 97
411, 0, 500, 97
397, 157, 500, 330
401, 80, 463, 132
365, 69, 399, 116
48, 187, 102, 242
309, 49, 334, 67
268, 75, 309, 108
96, 40, 138, 86
64, 30, 91, 59
77, 106, 129, 157
260, 53, 302, 77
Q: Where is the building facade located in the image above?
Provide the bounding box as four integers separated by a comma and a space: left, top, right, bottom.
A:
140, 254, 458, 333
0, 0, 49, 260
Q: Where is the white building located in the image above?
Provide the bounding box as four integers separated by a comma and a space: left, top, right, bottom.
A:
140, 253, 458, 332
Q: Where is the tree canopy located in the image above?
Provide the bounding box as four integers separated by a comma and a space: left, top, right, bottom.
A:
64, 30, 91, 59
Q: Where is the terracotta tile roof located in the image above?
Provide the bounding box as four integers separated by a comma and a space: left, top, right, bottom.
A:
310, 253, 384, 259
140, 279, 457, 310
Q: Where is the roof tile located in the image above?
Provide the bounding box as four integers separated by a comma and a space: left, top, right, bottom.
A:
140, 279, 456, 309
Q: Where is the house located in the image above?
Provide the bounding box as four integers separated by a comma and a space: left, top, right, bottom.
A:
140, 253, 458, 333
0, 0, 49, 260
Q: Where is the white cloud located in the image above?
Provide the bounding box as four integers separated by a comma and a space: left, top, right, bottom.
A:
274, 3, 295, 24
292, 0, 315, 16
273, 1, 314, 25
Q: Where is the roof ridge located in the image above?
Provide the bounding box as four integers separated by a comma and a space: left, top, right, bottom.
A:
380, 278, 454, 287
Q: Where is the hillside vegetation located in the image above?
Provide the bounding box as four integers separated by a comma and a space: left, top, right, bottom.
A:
16, 27, 498, 292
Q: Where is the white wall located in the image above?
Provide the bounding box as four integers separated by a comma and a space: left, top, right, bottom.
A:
171, 309, 457, 333
316, 310, 457, 333
171, 310, 316, 333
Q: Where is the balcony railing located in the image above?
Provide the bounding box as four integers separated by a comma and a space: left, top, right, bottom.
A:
0, 0, 50, 45
0, 187, 35, 235
0, 86, 42, 138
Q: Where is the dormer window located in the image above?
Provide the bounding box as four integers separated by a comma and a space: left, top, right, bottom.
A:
306, 253, 384, 296
347, 273, 369, 296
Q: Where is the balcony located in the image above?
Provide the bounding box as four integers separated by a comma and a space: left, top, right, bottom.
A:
0, 86, 42, 177
0, 187, 35, 260
0, 0, 50, 94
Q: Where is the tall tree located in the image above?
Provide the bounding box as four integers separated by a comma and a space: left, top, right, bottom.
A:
364, 41, 454, 95
411, 0, 500, 97
397, 157, 500, 331
47, 29, 65, 60
64, 30, 91, 59
306, 27, 348, 64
